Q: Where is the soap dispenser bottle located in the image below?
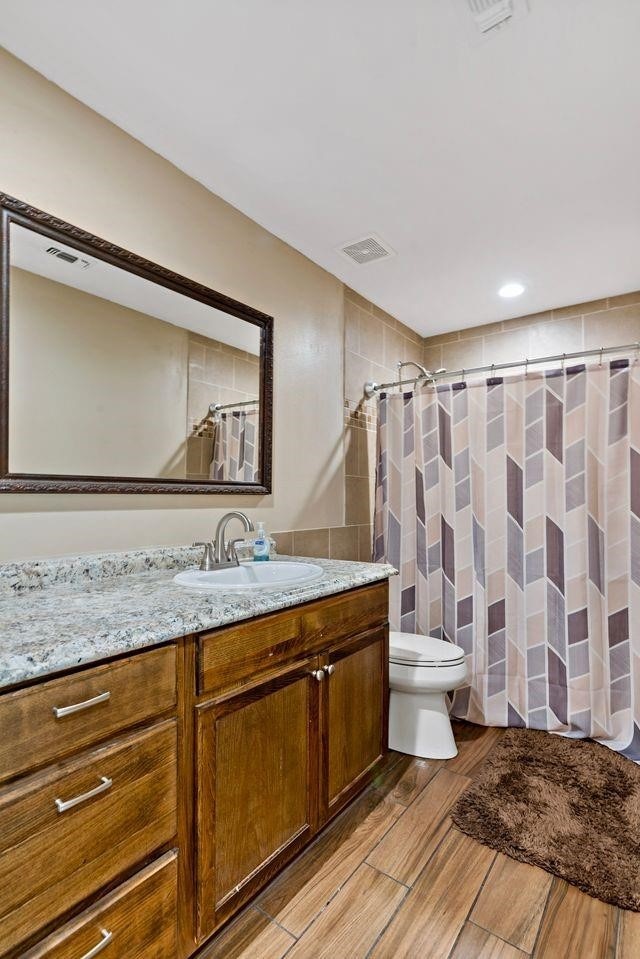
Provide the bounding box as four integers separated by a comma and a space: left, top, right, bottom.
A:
253, 522, 270, 562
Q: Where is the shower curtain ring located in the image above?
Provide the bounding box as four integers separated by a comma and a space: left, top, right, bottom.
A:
599, 346, 604, 366
461, 368, 466, 384
635, 342, 640, 364
524, 357, 529, 377
490, 362, 495, 379
562, 353, 566, 372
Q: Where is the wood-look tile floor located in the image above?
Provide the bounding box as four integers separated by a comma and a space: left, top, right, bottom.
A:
200, 722, 636, 959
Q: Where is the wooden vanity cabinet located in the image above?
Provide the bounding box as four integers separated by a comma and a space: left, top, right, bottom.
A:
194, 581, 389, 943
0, 578, 389, 957
196, 656, 321, 936
323, 626, 387, 821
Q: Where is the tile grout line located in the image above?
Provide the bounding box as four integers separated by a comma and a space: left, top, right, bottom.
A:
613, 904, 621, 958
362, 880, 412, 959
253, 903, 301, 943
306, 732, 499, 958
374, 767, 468, 889
278, 860, 409, 957
444, 847, 498, 959
370, 734, 497, 959
466, 918, 534, 957
528, 877, 557, 958
261, 761, 412, 942
249, 746, 483, 956
444, 731, 505, 958
373, 757, 444, 813
365, 862, 411, 890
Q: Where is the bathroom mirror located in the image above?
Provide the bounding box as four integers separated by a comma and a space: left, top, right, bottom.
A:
0, 194, 273, 493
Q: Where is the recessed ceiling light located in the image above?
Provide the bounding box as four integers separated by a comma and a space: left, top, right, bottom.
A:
498, 282, 525, 298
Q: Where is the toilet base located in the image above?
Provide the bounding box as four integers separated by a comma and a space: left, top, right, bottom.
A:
389, 689, 458, 759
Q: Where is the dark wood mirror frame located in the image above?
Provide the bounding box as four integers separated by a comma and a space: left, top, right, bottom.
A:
0, 193, 273, 494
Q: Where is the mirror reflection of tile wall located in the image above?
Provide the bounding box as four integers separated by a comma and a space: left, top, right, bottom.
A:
186, 334, 260, 481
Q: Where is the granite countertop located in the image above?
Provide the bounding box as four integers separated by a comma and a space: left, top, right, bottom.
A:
0, 546, 396, 691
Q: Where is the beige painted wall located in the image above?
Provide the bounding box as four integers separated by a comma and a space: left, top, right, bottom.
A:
0, 50, 344, 562
9, 267, 189, 478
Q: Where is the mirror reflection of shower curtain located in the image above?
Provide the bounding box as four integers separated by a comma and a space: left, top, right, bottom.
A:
373, 359, 640, 760
210, 409, 259, 482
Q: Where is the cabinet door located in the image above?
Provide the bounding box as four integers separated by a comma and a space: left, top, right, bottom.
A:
196, 658, 320, 939
322, 627, 388, 821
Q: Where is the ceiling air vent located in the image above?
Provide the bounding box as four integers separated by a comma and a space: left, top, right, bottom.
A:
46, 246, 90, 269
467, 0, 513, 32
339, 234, 395, 266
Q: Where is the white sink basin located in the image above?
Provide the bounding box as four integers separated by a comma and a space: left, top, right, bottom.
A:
174, 561, 324, 592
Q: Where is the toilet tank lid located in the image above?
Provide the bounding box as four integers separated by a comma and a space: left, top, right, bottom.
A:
389, 632, 465, 665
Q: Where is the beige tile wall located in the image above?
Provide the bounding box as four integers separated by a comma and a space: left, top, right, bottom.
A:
186, 333, 260, 481
273, 287, 427, 563
344, 287, 426, 562
269, 526, 365, 561
344, 287, 425, 416
422, 291, 640, 375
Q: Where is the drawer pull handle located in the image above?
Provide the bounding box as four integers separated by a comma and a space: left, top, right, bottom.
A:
323, 664, 335, 676
55, 776, 113, 813
53, 691, 111, 718
79, 929, 113, 958
310, 669, 325, 682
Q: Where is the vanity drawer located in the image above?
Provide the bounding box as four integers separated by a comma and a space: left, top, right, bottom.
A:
0, 719, 177, 957
23, 851, 178, 959
0, 644, 176, 784
301, 581, 388, 647
198, 610, 305, 693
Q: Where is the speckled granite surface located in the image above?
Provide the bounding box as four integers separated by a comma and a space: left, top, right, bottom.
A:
0, 546, 396, 691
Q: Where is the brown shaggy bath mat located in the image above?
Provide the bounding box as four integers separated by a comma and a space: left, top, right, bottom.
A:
451, 727, 640, 910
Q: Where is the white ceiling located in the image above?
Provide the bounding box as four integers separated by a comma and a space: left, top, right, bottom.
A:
1, 0, 639, 336
10, 224, 261, 354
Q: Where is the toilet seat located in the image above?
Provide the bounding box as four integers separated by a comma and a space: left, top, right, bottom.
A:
389, 631, 465, 667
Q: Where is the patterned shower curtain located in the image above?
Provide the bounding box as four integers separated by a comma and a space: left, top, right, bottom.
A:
210, 410, 259, 482
374, 360, 640, 760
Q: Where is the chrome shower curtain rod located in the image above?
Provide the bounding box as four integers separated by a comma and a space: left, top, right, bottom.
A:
364, 341, 640, 398
208, 398, 259, 414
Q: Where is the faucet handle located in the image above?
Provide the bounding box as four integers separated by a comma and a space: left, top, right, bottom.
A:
227, 537, 247, 565
193, 541, 215, 571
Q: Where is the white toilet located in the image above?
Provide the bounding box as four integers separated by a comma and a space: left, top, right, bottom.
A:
389, 631, 468, 759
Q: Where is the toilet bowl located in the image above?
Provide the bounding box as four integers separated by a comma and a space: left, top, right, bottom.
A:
389, 631, 467, 760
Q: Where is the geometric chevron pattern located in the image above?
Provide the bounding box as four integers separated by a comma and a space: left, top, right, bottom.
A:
374, 360, 640, 760
210, 409, 259, 482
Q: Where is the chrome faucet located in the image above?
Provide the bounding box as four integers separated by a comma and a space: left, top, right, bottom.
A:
213, 511, 255, 567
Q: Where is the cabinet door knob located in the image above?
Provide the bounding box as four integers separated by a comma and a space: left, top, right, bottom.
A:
323, 664, 335, 676
310, 669, 325, 682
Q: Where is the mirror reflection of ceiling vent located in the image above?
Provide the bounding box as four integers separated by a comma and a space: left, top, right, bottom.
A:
339, 234, 395, 265
467, 0, 513, 32
46, 246, 90, 269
